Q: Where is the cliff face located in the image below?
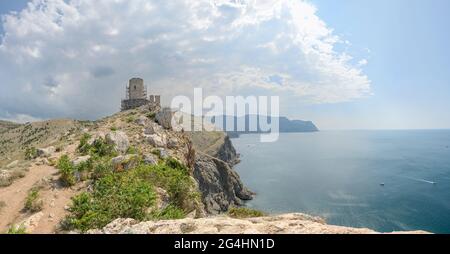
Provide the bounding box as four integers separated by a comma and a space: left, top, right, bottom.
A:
190, 132, 252, 214
194, 154, 253, 214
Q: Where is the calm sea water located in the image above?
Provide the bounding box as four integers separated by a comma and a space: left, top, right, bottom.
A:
232, 130, 450, 233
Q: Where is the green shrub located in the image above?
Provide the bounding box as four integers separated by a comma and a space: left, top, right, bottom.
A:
165, 157, 189, 174
133, 163, 198, 209
77, 133, 92, 155
24, 189, 43, 212
25, 147, 38, 160
90, 138, 117, 158
7, 224, 27, 234
64, 172, 156, 232
126, 146, 139, 155
151, 205, 185, 220
91, 158, 112, 180
126, 116, 135, 123
110, 126, 117, 131
57, 155, 76, 186
146, 112, 156, 119
228, 207, 265, 219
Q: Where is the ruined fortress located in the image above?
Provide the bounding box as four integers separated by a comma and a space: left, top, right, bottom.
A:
121, 78, 161, 111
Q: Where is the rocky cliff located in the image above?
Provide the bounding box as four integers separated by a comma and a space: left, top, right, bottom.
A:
89, 213, 429, 234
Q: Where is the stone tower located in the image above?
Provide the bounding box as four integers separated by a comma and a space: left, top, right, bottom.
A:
121, 78, 160, 111
128, 78, 146, 99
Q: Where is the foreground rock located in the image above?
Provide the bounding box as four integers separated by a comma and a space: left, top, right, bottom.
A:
88, 213, 429, 234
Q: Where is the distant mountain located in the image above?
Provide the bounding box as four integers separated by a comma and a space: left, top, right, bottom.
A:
209, 115, 319, 138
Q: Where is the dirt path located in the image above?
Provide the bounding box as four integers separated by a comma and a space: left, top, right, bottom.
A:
0, 165, 57, 232
0, 144, 81, 234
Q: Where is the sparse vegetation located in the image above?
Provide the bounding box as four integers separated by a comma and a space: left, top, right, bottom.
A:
0, 168, 27, 187
77, 133, 92, 154
110, 126, 118, 131
146, 112, 156, 119
7, 224, 27, 234
126, 146, 138, 155
126, 116, 135, 123
63, 157, 198, 232
24, 147, 38, 160
57, 155, 76, 186
228, 207, 265, 219
63, 172, 156, 232
24, 188, 43, 212
151, 205, 185, 220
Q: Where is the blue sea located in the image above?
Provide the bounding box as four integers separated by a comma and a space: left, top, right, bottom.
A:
232, 130, 450, 233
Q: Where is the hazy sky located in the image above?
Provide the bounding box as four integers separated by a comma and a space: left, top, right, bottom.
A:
0, 0, 449, 130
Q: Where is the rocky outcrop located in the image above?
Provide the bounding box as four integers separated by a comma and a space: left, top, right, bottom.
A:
193, 154, 253, 214
105, 131, 130, 154
215, 135, 240, 166
88, 213, 430, 234
37, 146, 56, 158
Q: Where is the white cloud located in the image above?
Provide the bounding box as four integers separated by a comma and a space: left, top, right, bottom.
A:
358, 59, 368, 66
0, 0, 371, 120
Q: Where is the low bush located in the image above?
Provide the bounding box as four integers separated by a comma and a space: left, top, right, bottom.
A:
24, 147, 38, 160
126, 116, 135, 123
57, 155, 76, 186
150, 205, 185, 220
77, 133, 92, 155
228, 207, 265, 219
24, 188, 43, 212
7, 224, 27, 234
63, 172, 156, 232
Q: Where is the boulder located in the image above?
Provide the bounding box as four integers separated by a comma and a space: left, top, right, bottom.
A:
143, 126, 155, 135
155, 108, 174, 130
37, 146, 56, 158
143, 154, 158, 165
19, 212, 44, 233
155, 187, 170, 211
135, 116, 147, 126
167, 138, 179, 149
106, 131, 130, 154
146, 134, 166, 148
88, 132, 106, 146
111, 155, 140, 171
72, 155, 91, 167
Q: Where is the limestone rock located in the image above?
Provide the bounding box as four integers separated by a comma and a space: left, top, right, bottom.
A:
106, 131, 130, 154
89, 213, 431, 234
155, 108, 174, 130
88, 132, 106, 146
143, 125, 155, 135
37, 146, 56, 157
111, 154, 140, 171
167, 138, 179, 149
146, 134, 166, 147
72, 155, 91, 167
155, 187, 170, 211
135, 116, 147, 126
20, 212, 44, 233
143, 154, 158, 165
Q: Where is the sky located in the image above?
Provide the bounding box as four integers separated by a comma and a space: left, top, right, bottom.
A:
0, 0, 449, 130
